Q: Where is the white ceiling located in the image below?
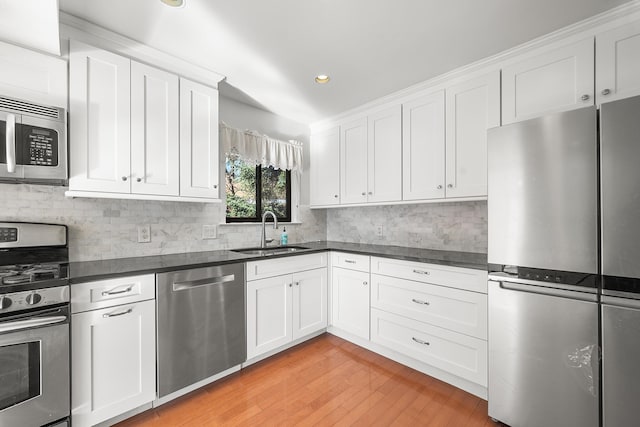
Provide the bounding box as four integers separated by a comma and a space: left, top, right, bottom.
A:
59, 0, 631, 125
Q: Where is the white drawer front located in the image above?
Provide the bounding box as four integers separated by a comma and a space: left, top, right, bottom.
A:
71, 274, 155, 313
371, 257, 487, 293
247, 252, 328, 281
331, 252, 370, 272
371, 308, 487, 386
371, 274, 487, 339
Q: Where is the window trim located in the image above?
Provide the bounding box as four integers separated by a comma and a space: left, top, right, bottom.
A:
226, 163, 292, 223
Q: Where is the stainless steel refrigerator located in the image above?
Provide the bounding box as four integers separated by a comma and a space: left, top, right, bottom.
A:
487, 106, 600, 427
488, 94, 640, 427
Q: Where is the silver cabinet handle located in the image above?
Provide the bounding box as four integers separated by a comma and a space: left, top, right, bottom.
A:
102, 285, 133, 296
602, 89, 611, 96
344, 260, 356, 264
412, 298, 430, 305
581, 94, 590, 101
5, 113, 16, 173
447, 184, 453, 189
173, 274, 235, 291
412, 337, 430, 346
122, 176, 128, 181
363, 281, 368, 286
437, 185, 443, 189
413, 269, 430, 275
103, 308, 133, 318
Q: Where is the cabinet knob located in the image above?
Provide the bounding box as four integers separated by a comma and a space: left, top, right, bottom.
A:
581, 94, 590, 101
136, 178, 142, 182
213, 185, 218, 189
363, 281, 368, 286
294, 282, 299, 286
288, 283, 292, 287
334, 194, 338, 198
601, 89, 611, 96
437, 185, 443, 190
368, 191, 373, 195
447, 184, 453, 189
361, 192, 366, 196
122, 176, 128, 181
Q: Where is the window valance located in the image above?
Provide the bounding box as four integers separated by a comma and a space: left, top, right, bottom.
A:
220, 122, 303, 172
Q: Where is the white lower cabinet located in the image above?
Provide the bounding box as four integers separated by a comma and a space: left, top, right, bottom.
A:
330, 253, 370, 340
246, 254, 328, 360
71, 275, 156, 427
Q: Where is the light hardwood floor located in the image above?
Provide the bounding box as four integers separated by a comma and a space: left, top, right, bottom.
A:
116, 334, 494, 426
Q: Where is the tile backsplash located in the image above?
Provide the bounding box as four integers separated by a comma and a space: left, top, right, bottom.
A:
0, 184, 326, 261
326, 201, 487, 253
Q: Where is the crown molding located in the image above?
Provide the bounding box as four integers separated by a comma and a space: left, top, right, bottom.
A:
311, 0, 640, 130
59, 11, 225, 88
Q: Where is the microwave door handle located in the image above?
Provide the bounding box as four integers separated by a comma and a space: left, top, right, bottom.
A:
5, 113, 16, 173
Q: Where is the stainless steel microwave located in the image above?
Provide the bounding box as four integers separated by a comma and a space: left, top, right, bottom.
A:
0, 96, 67, 185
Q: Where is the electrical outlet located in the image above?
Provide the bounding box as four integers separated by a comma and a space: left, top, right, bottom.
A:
376, 225, 384, 238
137, 225, 151, 243
202, 224, 217, 239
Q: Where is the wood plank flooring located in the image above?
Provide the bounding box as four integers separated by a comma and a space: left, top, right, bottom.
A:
116, 334, 495, 426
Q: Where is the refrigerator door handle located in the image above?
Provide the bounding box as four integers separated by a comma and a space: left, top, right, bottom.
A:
489, 279, 597, 302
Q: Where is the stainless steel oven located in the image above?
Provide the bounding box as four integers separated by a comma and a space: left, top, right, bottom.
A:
0, 222, 70, 427
0, 96, 67, 185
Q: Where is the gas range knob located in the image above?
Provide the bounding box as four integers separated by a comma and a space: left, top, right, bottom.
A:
26, 293, 42, 305
0, 296, 12, 309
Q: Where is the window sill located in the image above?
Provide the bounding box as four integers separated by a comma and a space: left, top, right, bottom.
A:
218, 221, 303, 227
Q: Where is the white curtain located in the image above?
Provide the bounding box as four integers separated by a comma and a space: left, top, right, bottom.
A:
220, 122, 303, 172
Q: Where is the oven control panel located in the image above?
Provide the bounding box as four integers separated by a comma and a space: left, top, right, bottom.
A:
0, 285, 69, 315
0, 228, 18, 243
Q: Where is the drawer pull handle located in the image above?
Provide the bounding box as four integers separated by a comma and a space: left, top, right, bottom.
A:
412, 298, 430, 305
103, 308, 133, 318
344, 260, 356, 264
102, 285, 133, 296
413, 269, 430, 275
412, 337, 430, 346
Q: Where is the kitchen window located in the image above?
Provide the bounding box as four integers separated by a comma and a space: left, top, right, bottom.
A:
225, 155, 292, 223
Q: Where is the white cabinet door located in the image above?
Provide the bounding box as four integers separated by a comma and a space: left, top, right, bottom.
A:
445, 71, 500, 198
310, 126, 340, 206
340, 117, 368, 204
331, 267, 370, 340
596, 20, 640, 104
502, 38, 594, 124
246, 275, 293, 359
367, 105, 402, 203
402, 91, 446, 201
69, 40, 131, 193
131, 62, 179, 196
292, 268, 328, 340
71, 300, 156, 427
179, 78, 220, 199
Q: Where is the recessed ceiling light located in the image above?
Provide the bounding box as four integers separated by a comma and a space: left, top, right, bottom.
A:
315, 75, 330, 84
161, 0, 185, 7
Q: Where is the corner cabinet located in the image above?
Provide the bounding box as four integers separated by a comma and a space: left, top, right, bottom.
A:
68, 40, 220, 202
596, 20, 640, 104
71, 275, 156, 427
310, 126, 340, 206
246, 253, 328, 360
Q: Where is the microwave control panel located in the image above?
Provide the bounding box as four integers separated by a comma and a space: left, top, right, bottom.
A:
0, 228, 17, 242
23, 125, 58, 166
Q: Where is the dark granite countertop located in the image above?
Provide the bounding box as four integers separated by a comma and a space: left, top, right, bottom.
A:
68, 241, 487, 284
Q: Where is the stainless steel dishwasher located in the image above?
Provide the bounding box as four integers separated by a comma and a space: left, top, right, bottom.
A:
156, 263, 246, 398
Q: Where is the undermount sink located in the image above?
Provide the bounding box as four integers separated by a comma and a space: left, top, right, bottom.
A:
231, 246, 310, 256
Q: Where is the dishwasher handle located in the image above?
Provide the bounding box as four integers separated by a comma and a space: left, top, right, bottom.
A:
489, 277, 597, 302
173, 274, 236, 291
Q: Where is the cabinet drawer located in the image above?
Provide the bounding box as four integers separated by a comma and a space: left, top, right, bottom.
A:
371, 308, 487, 386
371, 274, 487, 339
247, 253, 328, 281
71, 274, 155, 313
331, 252, 370, 272
371, 257, 487, 293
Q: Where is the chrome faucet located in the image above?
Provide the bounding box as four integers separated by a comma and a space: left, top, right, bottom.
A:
261, 211, 278, 248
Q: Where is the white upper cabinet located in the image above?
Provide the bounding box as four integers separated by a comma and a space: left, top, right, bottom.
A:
367, 105, 402, 203
179, 78, 220, 199
340, 117, 368, 204
310, 126, 340, 206
596, 20, 640, 104
131, 62, 179, 196
402, 91, 446, 201
501, 38, 594, 124
445, 71, 500, 198
69, 40, 131, 193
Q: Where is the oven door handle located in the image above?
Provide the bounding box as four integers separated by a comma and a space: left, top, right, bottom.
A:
0, 315, 67, 334
5, 113, 16, 173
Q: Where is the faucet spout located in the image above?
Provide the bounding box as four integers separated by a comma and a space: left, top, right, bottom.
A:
261, 211, 278, 248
